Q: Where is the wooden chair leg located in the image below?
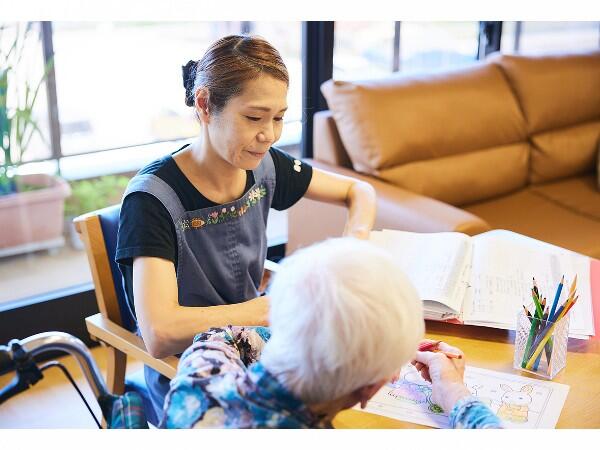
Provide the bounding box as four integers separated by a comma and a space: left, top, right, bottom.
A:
105, 346, 127, 395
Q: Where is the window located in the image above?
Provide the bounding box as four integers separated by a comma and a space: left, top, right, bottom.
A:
52, 22, 247, 156
0, 21, 52, 164
398, 22, 480, 74
51, 22, 303, 157
332, 21, 480, 81
501, 22, 600, 55
333, 22, 396, 81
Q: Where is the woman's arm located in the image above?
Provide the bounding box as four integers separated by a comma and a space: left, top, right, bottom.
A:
303, 167, 376, 239
133, 256, 269, 358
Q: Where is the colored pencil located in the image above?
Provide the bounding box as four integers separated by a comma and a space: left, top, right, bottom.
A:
416, 341, 462, 359
525, 289, 579, 371
533, 277, 539, 297
531, 288, 544, 319
418, 341, 441, 351
533, 310, 550, 370
523, 305, 533, 323
548, 275, 564, 321
431, 350, 462, 359
522, 306, 541, 367
562, 295, 579, 316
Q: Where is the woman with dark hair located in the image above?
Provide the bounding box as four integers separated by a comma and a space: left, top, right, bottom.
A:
115, 35, 376, 419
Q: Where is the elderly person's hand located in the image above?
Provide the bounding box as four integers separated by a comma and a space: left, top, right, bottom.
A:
411, 340, 471, 413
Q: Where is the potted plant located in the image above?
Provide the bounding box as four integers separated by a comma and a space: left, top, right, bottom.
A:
0, 23, 71, 257
64, 175, 130, 249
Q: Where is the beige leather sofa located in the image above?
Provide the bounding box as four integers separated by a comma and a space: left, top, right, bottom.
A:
288, 51, 600, 258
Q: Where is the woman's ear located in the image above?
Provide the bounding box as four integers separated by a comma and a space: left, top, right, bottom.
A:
194, 88, 210, 123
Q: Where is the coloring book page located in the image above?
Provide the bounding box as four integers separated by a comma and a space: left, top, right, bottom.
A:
356, 364, 570, 428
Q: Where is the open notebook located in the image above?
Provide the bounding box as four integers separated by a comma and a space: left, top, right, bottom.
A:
369, 229, 596, 338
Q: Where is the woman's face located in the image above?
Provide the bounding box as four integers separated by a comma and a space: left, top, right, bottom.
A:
207, 74, 288, 170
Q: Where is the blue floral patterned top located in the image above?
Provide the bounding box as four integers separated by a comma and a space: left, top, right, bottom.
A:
160, 326, 502, 429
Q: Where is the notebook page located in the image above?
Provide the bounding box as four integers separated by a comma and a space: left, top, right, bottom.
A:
370, 230, 471, 316
464, 232, 594, 336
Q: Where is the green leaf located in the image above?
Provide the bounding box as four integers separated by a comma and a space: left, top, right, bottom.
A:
21, 119, 47, 155
1, 22, 50, 166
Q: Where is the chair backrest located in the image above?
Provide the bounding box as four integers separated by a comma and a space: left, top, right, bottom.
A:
74, 204, 137, 332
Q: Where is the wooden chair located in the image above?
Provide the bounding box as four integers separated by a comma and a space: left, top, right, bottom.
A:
74, 204, 177, 425
74, 203, 280, 424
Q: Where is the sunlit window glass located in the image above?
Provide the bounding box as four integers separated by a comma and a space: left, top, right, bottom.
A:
333, 22, 395, 81
399, 22, 480, 74
501, 22, 600, 55
52, 22, 244, 156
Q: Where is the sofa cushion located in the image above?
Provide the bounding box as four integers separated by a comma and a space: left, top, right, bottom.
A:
464, 185, 600, 259
530, 175, 600, 221
313, 110, 354, 168
494, 52, 600, 134
378, 142, 529, 206
321, 62, 528, 174
530, 120, 600, 183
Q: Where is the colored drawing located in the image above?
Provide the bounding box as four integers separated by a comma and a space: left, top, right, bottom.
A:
355, 365, 569, 428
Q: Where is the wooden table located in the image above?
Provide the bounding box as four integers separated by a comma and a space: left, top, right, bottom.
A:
334, 230, 600, 429
333, 321, 600, 428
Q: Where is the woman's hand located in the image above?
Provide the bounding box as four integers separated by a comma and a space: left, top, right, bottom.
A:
343, 225, 371, 240
411, 340, 471, 413
341, 180, 376, 240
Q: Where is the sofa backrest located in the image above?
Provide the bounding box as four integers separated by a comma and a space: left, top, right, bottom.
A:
492, 51, 600, 184
320, 62, 530, 206
319, 51, 600, 205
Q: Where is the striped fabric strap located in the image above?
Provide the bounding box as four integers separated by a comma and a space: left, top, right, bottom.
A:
109, 392, 149, 429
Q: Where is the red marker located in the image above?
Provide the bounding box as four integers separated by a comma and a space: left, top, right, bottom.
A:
417, 340, 462, 359
418, 340, 441, 351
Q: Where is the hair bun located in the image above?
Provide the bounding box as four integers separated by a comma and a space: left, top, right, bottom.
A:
182, 60, 197, 107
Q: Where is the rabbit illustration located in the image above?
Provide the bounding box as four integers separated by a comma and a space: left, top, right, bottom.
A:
496, 384, 533, 423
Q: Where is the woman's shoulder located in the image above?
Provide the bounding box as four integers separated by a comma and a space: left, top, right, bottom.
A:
130, 146, 190, 193
132, 142, 187, 177
124, 146, 194, 210
136, 149, 182, 179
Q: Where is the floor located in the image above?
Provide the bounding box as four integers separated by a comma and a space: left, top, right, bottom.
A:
0, 344, 143, 428
0, 244, 92, 305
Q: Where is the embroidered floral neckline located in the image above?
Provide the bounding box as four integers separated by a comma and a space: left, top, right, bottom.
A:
177, 184, 267, 231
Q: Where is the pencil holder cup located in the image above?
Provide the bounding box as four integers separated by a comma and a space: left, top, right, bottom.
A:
513, 305, 570, 380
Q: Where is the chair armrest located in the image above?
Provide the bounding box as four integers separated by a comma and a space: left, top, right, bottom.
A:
264, 259, 280, 274
85, 313, 178, 379
287, 160, 491, 253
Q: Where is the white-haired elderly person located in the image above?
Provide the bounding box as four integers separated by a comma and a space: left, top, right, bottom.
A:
160, 238, 502, 428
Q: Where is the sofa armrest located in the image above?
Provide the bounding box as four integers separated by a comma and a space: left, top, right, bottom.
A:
287, 160, 491, 254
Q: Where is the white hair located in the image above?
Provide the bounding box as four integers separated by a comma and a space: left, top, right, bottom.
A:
260, 237, 424, 405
